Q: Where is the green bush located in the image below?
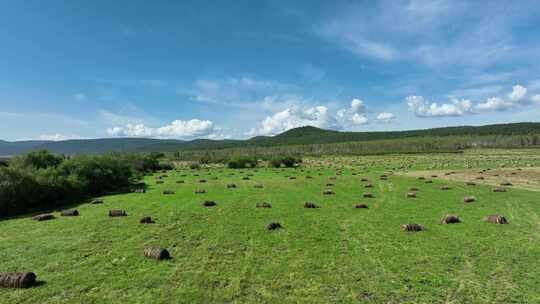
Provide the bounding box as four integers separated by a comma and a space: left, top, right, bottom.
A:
227, 155, 258, 169
268, 156, 302, 168
0, 151, 157, 218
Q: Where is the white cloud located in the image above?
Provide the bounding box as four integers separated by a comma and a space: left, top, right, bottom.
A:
475, 97, 512, 112
107, 119, 216, 139
406, 95, 472, 117
532, 95, 540, 104
336, 98, 368, 125
376, 112, 395, 123
508, 85, 527, 103
250, 105, 341, 136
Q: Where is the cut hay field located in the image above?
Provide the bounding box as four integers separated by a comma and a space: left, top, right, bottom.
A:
2, 152, 540, 303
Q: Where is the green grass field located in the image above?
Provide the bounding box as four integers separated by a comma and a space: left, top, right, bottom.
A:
1, 152, 540, 303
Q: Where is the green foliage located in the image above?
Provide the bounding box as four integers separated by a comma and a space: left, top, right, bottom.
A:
268, 155, 302, 168
0, 152, 159, 218
227, 155, 258, 169
11, 150, 63, 170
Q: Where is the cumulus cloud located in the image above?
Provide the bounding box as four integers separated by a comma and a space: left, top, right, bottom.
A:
107, 119, 216, 139
508, 85, 527, 103
406, 96, 472, 117
337, 98, 368, 125
250, 105, 341, 136
249, 98, 375, 136
376, 112, 395, 123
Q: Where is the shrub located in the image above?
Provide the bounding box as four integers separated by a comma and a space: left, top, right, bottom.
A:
227, 155, 257, 169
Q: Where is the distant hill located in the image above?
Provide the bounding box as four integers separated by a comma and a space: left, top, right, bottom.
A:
1, 122, 540, 155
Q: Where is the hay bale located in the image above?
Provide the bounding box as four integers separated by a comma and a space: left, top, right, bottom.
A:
0, 272, 36, 288
463, 196, 476, 203
484, 215, 508, 224
465, 182, 476, 186
108, 209, 126, 217
500, 181, 513, 186
476, 176, 485, 180
364, 184, 373, 188
32, 214, 55, 221
195, 189, 207, 194
242, 176, 250, 180
254, 184, 264, 189
362, 192, 374, 198
305, 176, 313, 179
304, 202, 319, 208
354, 204, 368, 209
401, 224, 424, 232
256, 202, 272, 208
406, 192, 417, 198
440, 185, 451, 190
156, 180, 164, 184
360, 178, 369, 182
322, 189, 335, 195
162, 190, 175, 195
176, 180, 185, 184
143, 247, 170, 261
441, 215, 460, 224
140, 216, 154, 224
288, 176, 296, 180
417, 177, 425, 180
326, 182, 334, 187
492, 187, 507, 193
424, 180, 433, 184
91, 200, 104, 204
203, 200, 216, 207
60, 209, 79, 217
226, 183, 237, 188
131, 188, 146, 193
266, 222, 282, 230
198, 179, 206, 183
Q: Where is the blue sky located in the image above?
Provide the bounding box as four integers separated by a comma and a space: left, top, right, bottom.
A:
1, 0, 540, 141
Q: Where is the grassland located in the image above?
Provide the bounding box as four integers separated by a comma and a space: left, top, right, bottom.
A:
1, 150, 540, 303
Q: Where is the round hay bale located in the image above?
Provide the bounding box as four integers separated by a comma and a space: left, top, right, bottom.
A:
424, 180, 433, 184
203, 200, 216, 207
417, 177, 426, 180
288, 176, 296, 180
32, 214, 55, 221
198, 179, 206, 183
256, 202, 272, 208
441, 214, 460, 224
266, 222, 282, 230
176, 180, 185, 184
440, 185, 451, 190
226, 183, 237, 188
401, 224, 424, 232
492, 187, 507, 193
0, 272, 36, 288
360, 178, 369, 182
465, 181, 476, 186
242, 176, 250, 180
406, 192, 417, 198
254, 184, 264, 189
304, 202, 319, 208
60, 209, 79, 217
476, 176, 485, 180
326, 182, 334, 187
362, 192, 374, 198
156, 180, 164, 184
500, 181, 513, 186
305, 176, 313, 179
322, 189, 335, 195
140, 216, 154, 224
162, 190, 175, 195
364, 184, 374, 188
108, 209, 126, 217
143, 247, 170, 261
463, 196, 476, 203
195, 189, 207, 194
354, 204, 368, 209
484, 215, 508, 224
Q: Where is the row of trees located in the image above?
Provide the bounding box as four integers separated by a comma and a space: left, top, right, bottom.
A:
0, 150, 164, 218
171, 134, 540, 161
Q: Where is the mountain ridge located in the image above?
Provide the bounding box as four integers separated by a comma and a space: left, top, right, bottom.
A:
1, 122, 540, 155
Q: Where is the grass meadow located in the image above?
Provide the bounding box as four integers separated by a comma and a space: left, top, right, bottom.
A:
1, 151, 540, 303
